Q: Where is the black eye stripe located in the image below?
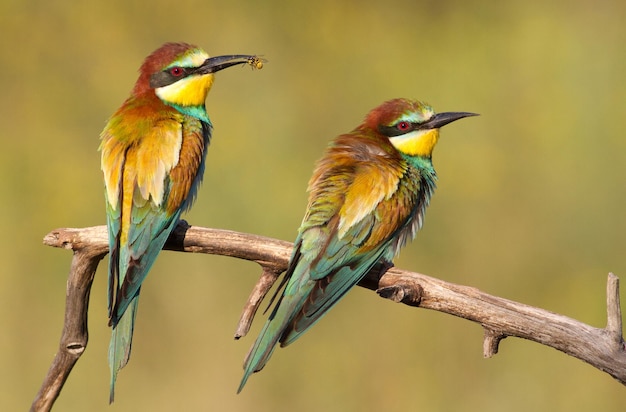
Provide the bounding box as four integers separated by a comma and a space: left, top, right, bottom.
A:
378, 122, 419, 137
149, 67, 194, 88
169, 66, 186, 76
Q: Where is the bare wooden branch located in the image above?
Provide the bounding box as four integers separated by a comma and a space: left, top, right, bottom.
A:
607, 273, 623, 342
234, 266, 283, 339
32, 227, 108, 412
482, 328, 506, 358
32, 223, 626, 411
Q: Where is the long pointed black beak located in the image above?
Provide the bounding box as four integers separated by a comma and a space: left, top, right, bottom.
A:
196, 54, 263, 74
421, 112, 479, 130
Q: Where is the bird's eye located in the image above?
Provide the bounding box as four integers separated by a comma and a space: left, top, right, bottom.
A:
169, 67, 184, 77
396, 121, 411, 131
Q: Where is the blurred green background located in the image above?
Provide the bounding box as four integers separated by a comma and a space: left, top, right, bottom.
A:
2, 0, 626, 410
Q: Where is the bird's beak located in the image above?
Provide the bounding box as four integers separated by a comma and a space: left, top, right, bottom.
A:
422, 112, 479, 130
195, 54, 260, 74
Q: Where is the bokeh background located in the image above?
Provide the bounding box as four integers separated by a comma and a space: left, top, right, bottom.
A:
3, 0, 626, 410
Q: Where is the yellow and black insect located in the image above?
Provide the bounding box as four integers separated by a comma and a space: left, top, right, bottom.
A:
247, 56, 266, 70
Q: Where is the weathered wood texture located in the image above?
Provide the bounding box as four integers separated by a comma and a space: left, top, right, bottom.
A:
31, 222, 626, 411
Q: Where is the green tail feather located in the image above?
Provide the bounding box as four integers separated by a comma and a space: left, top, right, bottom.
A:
237, 321, 280, 393
109, 296, 139, 403
237, 278, 315, 393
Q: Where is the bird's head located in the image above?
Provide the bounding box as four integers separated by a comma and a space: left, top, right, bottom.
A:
365, 98, 477, 158
132, 42, 260, 107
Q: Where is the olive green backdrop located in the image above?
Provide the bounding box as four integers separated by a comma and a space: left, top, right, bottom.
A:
2, 0, 625, 410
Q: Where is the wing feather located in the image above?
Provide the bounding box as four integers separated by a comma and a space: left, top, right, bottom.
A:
101, 106, 208, 326
240, 132, 431, 389
282, 135, 427, 343
277, 134, 418, 342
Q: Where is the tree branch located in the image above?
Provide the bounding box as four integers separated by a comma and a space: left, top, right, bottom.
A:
31, 222, 626, 411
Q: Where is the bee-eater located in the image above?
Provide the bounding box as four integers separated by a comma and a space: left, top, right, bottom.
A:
100, 42, 261, 402
238, 98, 476, 391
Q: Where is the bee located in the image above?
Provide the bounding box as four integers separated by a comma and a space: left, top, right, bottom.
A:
247, 56, 266, 70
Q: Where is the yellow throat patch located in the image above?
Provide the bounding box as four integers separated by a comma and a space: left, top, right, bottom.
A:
389, 129, 440, 157
155, 74, 214, 107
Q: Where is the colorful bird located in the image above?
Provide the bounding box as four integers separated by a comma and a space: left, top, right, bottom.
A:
100, 42, 262, 402
238, 98, 476, 392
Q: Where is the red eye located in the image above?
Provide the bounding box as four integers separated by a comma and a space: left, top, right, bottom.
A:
396, 121, 411, 131
170, 67, 184, 77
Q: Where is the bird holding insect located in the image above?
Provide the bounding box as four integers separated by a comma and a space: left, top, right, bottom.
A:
100, 42, 263, 401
